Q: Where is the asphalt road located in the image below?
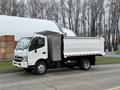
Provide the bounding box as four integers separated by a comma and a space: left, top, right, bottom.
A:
0, 64, 120, 90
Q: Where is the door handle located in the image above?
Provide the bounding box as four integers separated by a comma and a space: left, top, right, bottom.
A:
35, 49, 37, 53
43, 52, 46, 54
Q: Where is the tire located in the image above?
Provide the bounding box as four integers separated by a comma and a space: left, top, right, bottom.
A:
35, 61, 47, 75
23, 68, 32, 72
79, 60, 91, 70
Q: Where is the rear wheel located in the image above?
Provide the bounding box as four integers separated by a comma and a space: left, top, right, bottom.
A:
35, 61, 47, 75
79, 60, 91, 70
23, 68, 32, 72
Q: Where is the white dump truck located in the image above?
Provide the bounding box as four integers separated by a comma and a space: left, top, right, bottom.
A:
5, 16, 104, 75
13, 30, 105, 75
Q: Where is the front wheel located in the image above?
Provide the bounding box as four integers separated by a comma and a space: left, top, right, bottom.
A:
35, 61, 47, 75
79, 60, 91, 70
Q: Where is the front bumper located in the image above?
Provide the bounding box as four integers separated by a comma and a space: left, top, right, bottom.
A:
13, 60, 28, 68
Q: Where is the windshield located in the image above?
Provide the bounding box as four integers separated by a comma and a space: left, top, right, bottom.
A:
16, 37, 32, 50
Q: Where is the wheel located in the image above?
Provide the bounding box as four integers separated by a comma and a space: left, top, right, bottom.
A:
35, 61, 47, 75
79, 60, 91, 70
23, 68, 32, 72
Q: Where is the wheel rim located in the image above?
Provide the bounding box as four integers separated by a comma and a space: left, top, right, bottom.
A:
37, 64, 45, 74
84, 61, 90, 69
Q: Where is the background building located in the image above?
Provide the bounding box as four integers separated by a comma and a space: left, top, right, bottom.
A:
0, 35, 16, 61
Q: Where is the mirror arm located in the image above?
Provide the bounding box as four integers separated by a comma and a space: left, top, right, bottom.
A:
35, 49, 37, 53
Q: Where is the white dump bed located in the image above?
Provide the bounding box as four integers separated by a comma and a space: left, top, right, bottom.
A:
64, 37, 105, 58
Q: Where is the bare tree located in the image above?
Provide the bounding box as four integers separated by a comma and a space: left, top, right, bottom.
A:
0, 0, 8, 15
7, 0, 18, 16
0, 0, 18, 16
74, 0, 81, 36
81, 1, 87, 36
108, 0, 120, 51
46, 0, 60, 23
27, 0, 41, 18
59, 0, 66, 27
86, 0, 105, 37
17, 0, 27, 17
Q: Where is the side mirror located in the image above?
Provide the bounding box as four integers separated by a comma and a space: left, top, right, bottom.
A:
29, 45, 33, 51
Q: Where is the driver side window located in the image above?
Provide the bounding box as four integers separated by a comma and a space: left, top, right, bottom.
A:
29, 37, 45, 51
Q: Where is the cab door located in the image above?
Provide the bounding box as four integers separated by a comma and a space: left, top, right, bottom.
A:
28, 36, 48, 66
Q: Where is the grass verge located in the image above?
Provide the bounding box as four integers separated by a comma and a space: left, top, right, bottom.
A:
96, 56, 120, 64
0, 61, 22, 74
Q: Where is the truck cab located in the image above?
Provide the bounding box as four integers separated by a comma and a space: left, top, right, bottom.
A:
13, 34, 48, 73
13, 31, 64, 75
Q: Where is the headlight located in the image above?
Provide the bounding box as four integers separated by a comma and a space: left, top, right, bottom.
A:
22, 56, 28, 62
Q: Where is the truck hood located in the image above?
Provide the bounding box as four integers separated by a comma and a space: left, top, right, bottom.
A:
14, 49, 28, 57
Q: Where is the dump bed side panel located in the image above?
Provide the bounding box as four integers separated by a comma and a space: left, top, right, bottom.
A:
64, 37, 105, 58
